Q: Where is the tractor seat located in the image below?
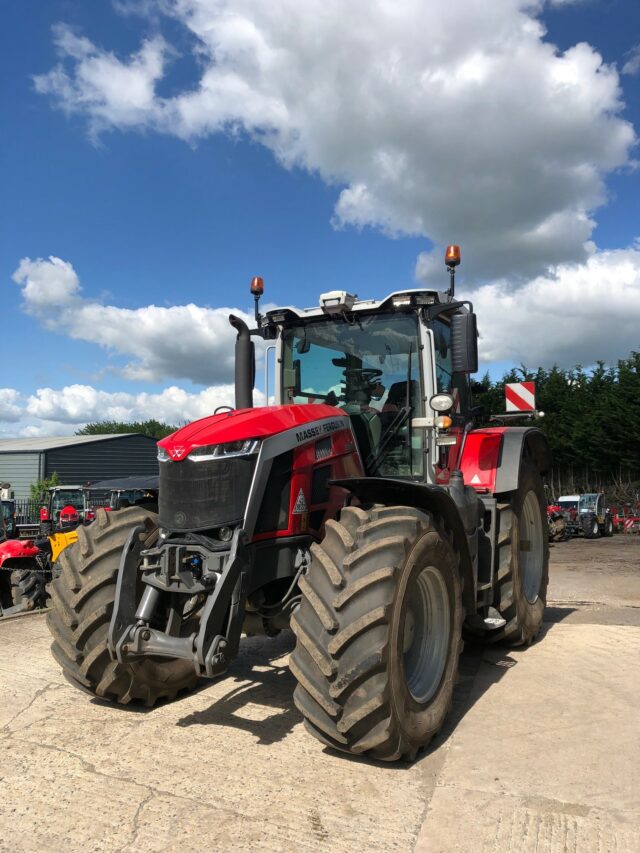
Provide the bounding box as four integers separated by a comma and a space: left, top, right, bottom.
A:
380, 380, 420, 430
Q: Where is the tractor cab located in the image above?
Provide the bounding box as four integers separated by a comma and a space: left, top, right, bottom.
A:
579, 493, 603, 516
265, 281, 477, 485
40, 486, 88, 532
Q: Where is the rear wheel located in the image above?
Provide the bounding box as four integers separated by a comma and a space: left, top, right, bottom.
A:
290, 505, 463, 762
489, 463, 549, 645
47, 507, 199, 706
604, 517, 614, 537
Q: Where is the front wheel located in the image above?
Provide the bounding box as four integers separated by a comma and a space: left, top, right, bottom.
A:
290, 505, 463, 762
584, 516, 600, 539
47, 507, 199, 706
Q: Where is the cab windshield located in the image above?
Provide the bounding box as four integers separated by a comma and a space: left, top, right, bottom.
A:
51, 490, 85, 515
282, 312, 423, 477
579, 494, 598, 512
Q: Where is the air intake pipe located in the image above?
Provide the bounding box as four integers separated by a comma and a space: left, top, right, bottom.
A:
229, 315, 254, 409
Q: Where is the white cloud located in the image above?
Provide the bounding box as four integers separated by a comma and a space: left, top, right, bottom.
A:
25, 382, 255, 424
33, 1, 636, 281
1, 383, 265, 434
622, 45, 640, 77
470, 243, 640, 365
0, 389, 23, 423
35, 25, 169, 140
11, 256, 80, 309
12, 256, 254, 385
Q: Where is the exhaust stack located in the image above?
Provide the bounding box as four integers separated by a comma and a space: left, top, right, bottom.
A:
229, 315, 254, 410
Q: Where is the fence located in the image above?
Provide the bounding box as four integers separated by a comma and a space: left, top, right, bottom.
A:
13, 495, 111, 526
14, 499, 42, 526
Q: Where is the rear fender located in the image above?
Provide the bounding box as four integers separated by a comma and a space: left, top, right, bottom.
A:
331, 477, 477, 615
0, 539, 39, 569
459, 426, 551, 495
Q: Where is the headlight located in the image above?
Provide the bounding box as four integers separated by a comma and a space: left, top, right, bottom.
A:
157, 446, 170, 462
188, 439, 260, 462
430, 393, 455, 413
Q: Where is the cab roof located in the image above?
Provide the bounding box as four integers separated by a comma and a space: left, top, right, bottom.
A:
265, 289, 449, 323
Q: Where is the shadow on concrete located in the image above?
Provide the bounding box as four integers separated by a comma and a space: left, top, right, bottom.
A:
543, 605, 578, 625
173, 631, 525, 766
175, 631, 299, 743
94, 615, 570, 760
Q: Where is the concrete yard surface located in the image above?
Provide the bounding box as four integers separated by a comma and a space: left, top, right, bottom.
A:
0, 536, 638, 852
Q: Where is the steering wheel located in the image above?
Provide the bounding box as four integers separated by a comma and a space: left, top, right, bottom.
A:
344, 368, 383, 382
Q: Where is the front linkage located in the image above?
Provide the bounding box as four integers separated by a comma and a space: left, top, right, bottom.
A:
109, 525, 251, 678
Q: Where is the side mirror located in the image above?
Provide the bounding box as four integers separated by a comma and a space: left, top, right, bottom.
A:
451, 312, 478, 374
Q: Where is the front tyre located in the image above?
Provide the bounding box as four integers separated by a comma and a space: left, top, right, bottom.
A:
47, 507, 198, 706
584, 516, 600, 539
290, 505, 462, 762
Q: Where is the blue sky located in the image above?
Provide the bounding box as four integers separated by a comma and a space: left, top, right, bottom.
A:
1, 0, 639, 435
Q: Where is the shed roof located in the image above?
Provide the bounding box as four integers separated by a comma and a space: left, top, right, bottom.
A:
0, 434, 152, 453
89, 475, 159, 492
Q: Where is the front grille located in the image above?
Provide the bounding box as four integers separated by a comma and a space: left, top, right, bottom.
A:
158, 456, 256, 532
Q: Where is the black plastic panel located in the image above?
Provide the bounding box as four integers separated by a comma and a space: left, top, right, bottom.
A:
159, 456, 255, 531
254, 450, 293, 535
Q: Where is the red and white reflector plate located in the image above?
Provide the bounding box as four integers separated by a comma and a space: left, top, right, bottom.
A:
505, 381, 536, 412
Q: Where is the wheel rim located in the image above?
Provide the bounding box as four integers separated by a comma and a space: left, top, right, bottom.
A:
520, 491, 544, 603
403, 566, 450, 704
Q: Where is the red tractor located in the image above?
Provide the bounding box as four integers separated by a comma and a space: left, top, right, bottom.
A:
47, 247, 550, 762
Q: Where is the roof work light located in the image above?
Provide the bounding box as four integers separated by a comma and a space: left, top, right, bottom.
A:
445, 245, 461, 267
445, 244, 461, 299
251, 276, 264, 325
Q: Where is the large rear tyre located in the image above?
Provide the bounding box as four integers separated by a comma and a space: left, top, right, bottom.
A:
12, 563, 49, 610
290, 505, 463, 762
47, 507, 199, 706
490, 463, 549, 645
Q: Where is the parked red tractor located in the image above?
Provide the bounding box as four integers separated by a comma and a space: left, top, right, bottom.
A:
47, 247, 550, 761
0, 486, 87, 613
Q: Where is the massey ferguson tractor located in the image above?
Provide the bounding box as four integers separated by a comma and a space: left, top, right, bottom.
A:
0, 489, 84, 613
47, 246, 550, 762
